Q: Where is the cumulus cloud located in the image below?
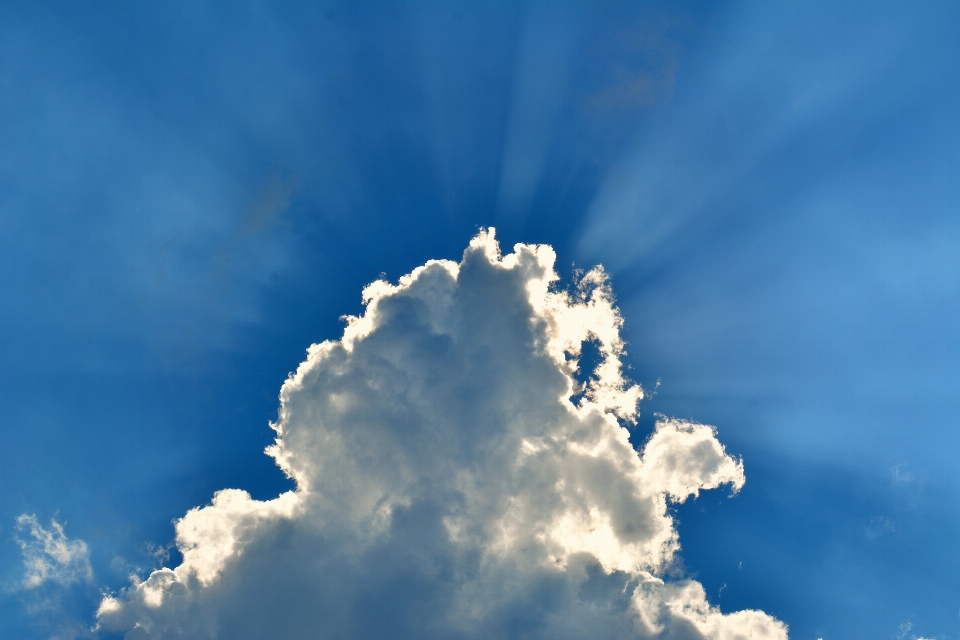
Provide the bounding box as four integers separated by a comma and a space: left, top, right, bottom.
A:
97, 230, 786, 639
16, 514, 94, 589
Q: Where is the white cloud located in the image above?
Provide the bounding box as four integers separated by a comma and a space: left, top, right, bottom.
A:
16, 514, 93, 589
97, 230, 786, 639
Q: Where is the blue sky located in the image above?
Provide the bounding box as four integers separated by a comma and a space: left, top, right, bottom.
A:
2, 2, 959, 639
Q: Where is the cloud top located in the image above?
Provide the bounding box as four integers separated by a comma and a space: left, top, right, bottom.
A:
97, 230, 785, 639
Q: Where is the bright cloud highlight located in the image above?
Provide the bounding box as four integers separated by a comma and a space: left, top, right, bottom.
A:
97, 230, 785, 639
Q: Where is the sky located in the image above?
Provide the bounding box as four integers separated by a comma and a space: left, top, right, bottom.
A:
1, 2, 959, 639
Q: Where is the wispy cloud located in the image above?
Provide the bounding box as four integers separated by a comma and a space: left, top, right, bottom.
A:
15, 515, 93, 590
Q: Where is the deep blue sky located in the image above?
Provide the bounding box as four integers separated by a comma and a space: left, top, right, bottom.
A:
2, 2, 959, 638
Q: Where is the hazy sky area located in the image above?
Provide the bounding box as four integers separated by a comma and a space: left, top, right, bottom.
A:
2, 2, 959, 639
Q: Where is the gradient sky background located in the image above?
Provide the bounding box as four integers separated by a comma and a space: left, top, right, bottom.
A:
2, 2, 960, 639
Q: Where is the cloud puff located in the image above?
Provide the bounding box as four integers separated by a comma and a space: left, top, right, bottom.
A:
16, 515, 93, 589
97, 230, 786, 639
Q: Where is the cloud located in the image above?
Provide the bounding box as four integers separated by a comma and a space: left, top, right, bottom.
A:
13, 516, 98, 640
97, 230, 785, 639
16, 515, 93, 589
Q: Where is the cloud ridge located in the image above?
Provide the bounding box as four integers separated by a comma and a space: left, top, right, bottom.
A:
98, 230, 785, 639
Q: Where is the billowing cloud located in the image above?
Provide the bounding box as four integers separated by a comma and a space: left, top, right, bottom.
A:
97, 230, 786, 639
16, 515, 93, 589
